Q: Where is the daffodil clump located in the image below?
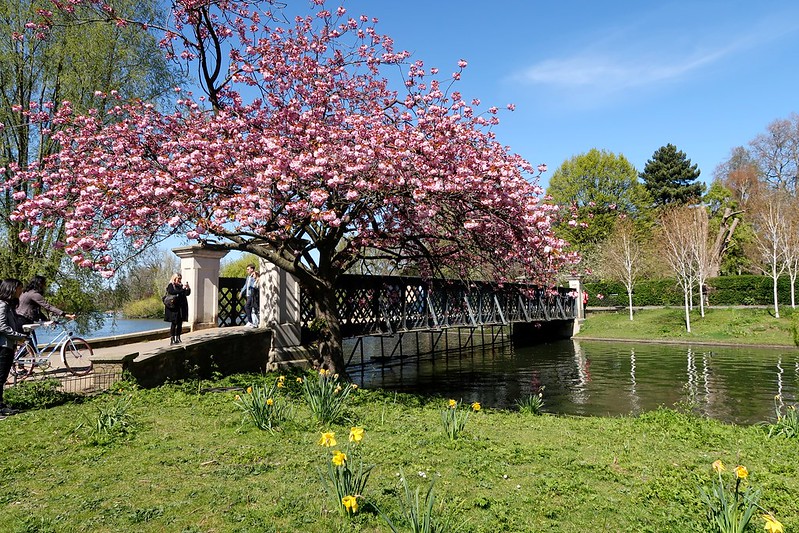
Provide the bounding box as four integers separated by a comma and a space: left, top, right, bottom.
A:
516, 386, 545, 415
766, 395, 799, 439
699, 460, 783, 533
441, 399, 481, 440
302, 368, 357, 424
318, 427, 373, 517
233, 380, 290, 432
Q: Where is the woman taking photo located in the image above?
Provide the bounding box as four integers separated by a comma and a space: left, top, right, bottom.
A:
0, 278, 28, 415
164, 273, 190, 345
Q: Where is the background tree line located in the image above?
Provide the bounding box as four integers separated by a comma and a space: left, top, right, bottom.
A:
546, 113, 799, 326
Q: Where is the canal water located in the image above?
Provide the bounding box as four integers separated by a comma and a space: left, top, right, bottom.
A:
32, 316, 166, 345
351, 338, 799, 425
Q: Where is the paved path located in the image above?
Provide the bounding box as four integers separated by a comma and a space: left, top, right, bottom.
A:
90, 326, 253, 363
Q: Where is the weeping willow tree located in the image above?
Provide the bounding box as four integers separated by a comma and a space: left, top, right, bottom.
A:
0, 0, 179, 285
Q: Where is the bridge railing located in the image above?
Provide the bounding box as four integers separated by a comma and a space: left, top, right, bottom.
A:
299, 274, 576, 339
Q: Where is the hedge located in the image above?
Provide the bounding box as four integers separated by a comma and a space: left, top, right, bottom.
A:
584, 275, 798, 307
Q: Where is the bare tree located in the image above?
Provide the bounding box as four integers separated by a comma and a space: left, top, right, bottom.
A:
599, 217, 644, 320
714, 146, 762, 208
659, 207, 697, 332
749, 114, 799, 195
783, 198, 799, 308
688, 207, 712, 318
750, 191, 791, 317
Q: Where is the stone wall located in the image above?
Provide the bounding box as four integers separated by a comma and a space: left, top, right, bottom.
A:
91, 328, 273, 389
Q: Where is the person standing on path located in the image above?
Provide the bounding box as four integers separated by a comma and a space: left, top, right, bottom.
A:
0, 279, 28, 415
164, 273, 190, 345
239, 264, 259, 327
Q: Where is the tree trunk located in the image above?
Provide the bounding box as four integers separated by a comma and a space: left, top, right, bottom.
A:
708, 208, 740, 278
683, 288, 691, 333
698, 282, 706, 318
772, 267, 780, 318
312, 284, 349, 379
627, 288, 634, 321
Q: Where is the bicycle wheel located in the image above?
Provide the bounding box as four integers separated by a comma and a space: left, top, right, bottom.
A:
7, 345, 35, 383
60, 337, 94, 376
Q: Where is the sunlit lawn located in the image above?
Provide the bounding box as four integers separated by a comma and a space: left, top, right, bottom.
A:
1, 373, 797, 532
579, 307, 799, 347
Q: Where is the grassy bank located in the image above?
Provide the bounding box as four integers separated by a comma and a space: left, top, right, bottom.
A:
579, 306, 799, 347
1, 374, 797, 532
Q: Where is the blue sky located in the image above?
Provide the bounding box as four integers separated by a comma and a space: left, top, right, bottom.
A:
340, 0, 799, 189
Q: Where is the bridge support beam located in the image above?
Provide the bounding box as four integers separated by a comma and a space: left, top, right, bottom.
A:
172, 245, 229, 331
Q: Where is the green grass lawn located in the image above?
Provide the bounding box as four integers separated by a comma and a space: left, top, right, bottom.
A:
1, 373, 797, 532
579, 306, 799, 347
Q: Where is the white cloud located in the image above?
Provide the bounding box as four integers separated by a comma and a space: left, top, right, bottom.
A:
519, 48, 728, 92
513, 7, 799, 105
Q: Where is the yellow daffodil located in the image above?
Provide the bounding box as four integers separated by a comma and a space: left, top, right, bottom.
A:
734, 465, 748, 480
349, 426, 364, 443
448, 399, 457, 409
296, 377, 303, 383
331, 450, 347, 466
712, 460, 725, 473
319, 368, 328, 376
246, 386, 253, 394
234, 394, 241, 401
333, 373, 339, 380
277, 381, 284, 388
266, 398, 274, 406
763, 513, 784, 533
334, 385, 342, 394
342, 495, 358, 513
318, 431, 337, 447
352, 384, 358, 390
471, 402, 481, 412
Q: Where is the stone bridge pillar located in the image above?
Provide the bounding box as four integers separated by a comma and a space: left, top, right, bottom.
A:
568, 275, 585, 334
172, 245, 229, 331
259, 259, 310, 368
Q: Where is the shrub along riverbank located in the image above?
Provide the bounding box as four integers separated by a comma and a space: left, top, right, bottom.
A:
579, 307, 799, 347
1, 373, 796, 532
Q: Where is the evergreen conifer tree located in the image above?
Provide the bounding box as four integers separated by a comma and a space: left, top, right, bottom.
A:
640, 144, 704, 206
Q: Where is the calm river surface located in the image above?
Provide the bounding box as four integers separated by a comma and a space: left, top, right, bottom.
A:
351, 338, 799, 425
34, 316, 165, 345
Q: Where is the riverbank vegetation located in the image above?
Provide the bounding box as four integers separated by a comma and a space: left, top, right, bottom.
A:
579, 307, 799, 347
1, 373, 796, 532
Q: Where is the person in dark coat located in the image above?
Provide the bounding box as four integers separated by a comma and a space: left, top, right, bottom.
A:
164, 273, 190, 345
0, 278, 28, 414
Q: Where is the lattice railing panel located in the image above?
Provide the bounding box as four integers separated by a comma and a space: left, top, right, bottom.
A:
299, 275, 576, 338
218, 277, 247, 327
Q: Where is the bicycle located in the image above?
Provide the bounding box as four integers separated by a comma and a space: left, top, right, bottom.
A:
6, 319, 94, 383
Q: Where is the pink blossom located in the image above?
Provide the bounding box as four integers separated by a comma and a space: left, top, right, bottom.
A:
4, 0, 577, 292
